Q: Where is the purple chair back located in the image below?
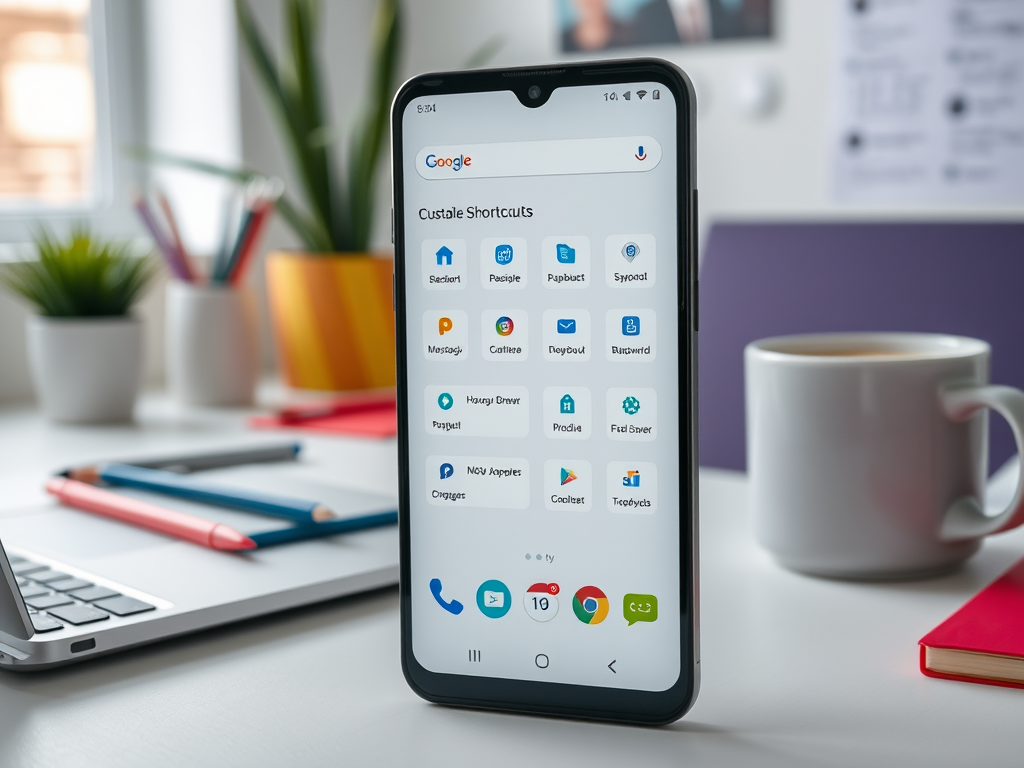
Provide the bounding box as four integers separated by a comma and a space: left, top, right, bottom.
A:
699, 222, 1024, 472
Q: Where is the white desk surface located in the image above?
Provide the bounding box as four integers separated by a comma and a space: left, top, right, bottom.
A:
1, 395, 1023, 767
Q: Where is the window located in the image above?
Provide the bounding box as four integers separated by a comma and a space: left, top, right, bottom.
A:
0, 0, 97, 207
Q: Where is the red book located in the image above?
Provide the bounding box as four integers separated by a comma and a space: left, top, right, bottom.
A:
919, 556, 1024, 689
249, 392, 397, 438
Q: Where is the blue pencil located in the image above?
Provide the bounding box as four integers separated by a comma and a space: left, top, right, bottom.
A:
71, 463, 336, 524
247, 511, 398, 549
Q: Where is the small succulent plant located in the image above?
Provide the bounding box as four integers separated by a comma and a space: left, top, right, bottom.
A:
0, 228, 155, 317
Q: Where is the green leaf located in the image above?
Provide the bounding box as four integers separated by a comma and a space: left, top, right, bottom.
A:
283, 0, 339, 249
347, 0, 400, 252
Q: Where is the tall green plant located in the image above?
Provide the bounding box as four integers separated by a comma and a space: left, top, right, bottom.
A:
237, 0, 401, 252
136, 0, 400, 255
0, 228, 154, 317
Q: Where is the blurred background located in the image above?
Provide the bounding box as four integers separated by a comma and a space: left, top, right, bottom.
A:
0, 0, 1021, 406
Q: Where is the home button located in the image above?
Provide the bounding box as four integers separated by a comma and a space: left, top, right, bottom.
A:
535, 653, 549, 669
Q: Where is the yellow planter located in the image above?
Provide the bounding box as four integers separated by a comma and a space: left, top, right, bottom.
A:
266, 251, 395, 391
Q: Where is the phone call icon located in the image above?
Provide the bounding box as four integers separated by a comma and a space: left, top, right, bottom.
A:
430, 578, 464, 615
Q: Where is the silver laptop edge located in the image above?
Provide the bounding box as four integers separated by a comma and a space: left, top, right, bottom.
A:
0, 535, 398, 671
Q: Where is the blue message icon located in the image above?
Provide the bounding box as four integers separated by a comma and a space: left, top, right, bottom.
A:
494, 244, 514, 265
556, 243, 575, 264
622, 315, 641, 336
439, 462, 454, 480
557, 318, 577, 334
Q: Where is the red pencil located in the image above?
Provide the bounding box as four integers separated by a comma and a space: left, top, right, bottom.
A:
46, 478, 256, 551
227, 202, 272, 285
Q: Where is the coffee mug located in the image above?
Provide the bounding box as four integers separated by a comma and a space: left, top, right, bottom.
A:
745, 333, 1024, 579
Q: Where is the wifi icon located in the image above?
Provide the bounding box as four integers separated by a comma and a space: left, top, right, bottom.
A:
623, 91, 631, 100
637, 90, 648, 100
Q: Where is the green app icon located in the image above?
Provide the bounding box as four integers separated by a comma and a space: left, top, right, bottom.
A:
623, 593, 658, 626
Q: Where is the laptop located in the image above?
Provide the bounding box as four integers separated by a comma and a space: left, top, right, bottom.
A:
0, 453, 399, 670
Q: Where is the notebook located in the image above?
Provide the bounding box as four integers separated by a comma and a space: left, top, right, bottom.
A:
919, 555, 1024, 689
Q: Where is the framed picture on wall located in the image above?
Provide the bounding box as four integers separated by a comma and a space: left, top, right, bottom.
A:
558, 0, 773, 52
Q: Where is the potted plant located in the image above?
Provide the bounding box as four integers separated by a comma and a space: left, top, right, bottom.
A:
139, 0, 402, 392
0, 229, 155, 423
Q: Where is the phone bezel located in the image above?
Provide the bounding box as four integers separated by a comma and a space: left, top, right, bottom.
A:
391, 58, 698, 725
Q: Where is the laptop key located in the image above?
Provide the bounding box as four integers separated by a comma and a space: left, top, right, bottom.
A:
12, 562, 47, 576
94, 596, 156, 617
45, 605, 110, 626
31, 570, 72, 584
25, 594, 74, 610
49, 578, 93, 593
19, 584, 50, 599
69, 586, 119, 602
31, 614, 64, 633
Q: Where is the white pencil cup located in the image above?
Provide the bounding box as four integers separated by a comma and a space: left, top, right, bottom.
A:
165, 282, 258, 406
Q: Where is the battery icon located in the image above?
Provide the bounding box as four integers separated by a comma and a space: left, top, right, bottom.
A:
653, 89, 660, 100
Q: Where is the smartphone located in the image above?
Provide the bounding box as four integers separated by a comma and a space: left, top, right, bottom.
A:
392, 59, 698, 725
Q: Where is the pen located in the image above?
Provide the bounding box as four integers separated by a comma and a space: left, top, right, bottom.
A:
248, 511, 398, 548
46, 479, 256, 551
69, 463, 337, 524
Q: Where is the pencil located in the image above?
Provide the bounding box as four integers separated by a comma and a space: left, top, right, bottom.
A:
132, 192, 190, 282
217, 205, 256, 283
69, 463, 336, 523
47, 478, 256, 551
227, 202, 272, 285
248, 511, 398, 548
157, 191, 197, 283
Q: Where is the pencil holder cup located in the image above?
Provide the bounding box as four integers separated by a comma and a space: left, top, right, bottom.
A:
165, 282, 258, 406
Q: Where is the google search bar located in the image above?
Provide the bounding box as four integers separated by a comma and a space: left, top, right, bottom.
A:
415, 136, 662, 180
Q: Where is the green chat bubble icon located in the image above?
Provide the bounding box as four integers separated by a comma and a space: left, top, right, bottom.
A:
623, 593, 658, 626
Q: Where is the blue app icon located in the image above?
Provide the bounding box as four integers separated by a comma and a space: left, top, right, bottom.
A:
556, 243, 575, 264
435, 245, 453, 266
430, 578, 464, 615
438, 392, 454, 410
476, 579, 512, 618
557, 318, 577, 334
622, 315, 641, 336
560, 394, 575, 414
440, 462, 454, 479
494, 244, 514, 265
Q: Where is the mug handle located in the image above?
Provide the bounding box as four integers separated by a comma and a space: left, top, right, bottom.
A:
940, 384, 1024, 541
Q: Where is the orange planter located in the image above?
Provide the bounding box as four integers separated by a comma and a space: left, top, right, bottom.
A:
266, 251, 395, 391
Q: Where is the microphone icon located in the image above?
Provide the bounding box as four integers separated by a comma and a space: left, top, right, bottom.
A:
635, 145, 647, 161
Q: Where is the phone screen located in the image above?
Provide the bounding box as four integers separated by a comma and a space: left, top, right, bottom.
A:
399, 81, 684, 692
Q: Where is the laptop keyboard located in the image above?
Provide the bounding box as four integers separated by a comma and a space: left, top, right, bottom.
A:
8, 554, 156, 634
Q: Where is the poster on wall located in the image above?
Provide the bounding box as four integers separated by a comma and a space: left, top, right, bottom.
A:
557, 0, 772, 52
831, 0, 1024, 204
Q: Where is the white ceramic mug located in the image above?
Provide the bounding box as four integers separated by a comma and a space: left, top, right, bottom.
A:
165, 283, 258, 407
745, 333, 1024, 579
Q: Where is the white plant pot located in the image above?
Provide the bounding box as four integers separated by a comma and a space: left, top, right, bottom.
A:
26, 316, 143, 423
165, 282, 258, 407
